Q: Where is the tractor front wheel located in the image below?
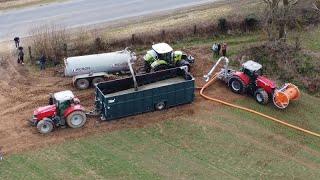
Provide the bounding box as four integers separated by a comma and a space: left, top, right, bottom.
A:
254, 89, 269, 105
66, 111, 87, 129
144, 62, 151, 73
229, 77, 245, 94
37, 119, 54, 134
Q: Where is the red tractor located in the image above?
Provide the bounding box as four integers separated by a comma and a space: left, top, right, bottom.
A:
29, 90, 87, 134
228, 60, 276, 105
204, 58, 300, 109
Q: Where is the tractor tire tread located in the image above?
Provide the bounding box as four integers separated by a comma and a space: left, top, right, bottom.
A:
66, 111, 87, 129
255, 88, 269, 105
229, 76, 246, 94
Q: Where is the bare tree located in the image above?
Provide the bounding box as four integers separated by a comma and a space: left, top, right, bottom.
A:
314, 0, 320, 12
262, 0, 298, 41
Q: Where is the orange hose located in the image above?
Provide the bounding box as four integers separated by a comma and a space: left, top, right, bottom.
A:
198, 74, 320, 138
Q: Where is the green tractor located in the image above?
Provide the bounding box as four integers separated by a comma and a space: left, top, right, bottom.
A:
144, 43, 195, 72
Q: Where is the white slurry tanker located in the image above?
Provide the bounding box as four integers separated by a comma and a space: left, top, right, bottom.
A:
64, 48, 136, 90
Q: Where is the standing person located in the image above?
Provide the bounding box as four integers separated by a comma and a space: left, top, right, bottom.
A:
39, 53, 46, 70
221, 43, 227, 57
212, 43, 219, 57
217, 43, 221, 56
0, 146, 3, 161
18, 47, 24, 64
14, 37, 20, 48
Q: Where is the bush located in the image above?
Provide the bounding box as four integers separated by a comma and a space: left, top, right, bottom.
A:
29, 25, 69, 65
218, 18, 228, 33
244, 14, 259, 31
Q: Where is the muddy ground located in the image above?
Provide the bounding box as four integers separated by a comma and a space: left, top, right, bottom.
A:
0, 45, 242, 154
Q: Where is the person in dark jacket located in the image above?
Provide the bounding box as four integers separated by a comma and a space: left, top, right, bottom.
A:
18, 48, 24, 64
0, 146, 3, 161
221, 43, 227, 57
39, 54, 46, 70
217, 43, 221, 55
14, 37, 20, 48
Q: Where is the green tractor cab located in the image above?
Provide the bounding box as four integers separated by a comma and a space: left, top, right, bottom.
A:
144, 43, 194, 72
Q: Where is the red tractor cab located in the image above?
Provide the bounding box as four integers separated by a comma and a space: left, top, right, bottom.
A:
30, 90, 87, 134
228, 60, 276, 104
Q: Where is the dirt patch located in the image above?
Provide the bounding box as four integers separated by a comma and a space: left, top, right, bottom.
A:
0, 47, 234, 155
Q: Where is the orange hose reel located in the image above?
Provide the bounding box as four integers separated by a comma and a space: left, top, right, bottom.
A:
273, 83, 300, 109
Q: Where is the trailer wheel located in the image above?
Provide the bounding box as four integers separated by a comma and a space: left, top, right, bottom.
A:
155, 102, 166, 111
75, 78, 90, 90
254, 89, 269, 105
92, 77, 104, 86
229, 77, 246, 94
37, 119, 53, 134
66, 111, 87, 129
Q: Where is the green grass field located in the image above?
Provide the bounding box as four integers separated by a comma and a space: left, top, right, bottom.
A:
1, 25, 320, 179
0, 92, 319, 179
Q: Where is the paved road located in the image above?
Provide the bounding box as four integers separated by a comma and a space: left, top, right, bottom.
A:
0, 0, 217, 41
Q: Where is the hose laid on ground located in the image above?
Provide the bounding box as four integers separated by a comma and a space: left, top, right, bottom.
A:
198, 74, 320, 138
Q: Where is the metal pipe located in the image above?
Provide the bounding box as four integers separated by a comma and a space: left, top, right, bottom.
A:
127, 52, 138, 91
203, 56, 229, 82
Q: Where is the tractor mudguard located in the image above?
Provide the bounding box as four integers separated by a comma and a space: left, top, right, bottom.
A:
63, 104, 85, 118
256, 76, 276, 94
144, 50, 157, 63
151, 60, 168, 69
174, 51, 183, 63
233, 71, 250, 85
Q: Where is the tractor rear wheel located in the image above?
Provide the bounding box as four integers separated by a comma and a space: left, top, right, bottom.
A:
92, 77, 104, 86
229, 77, 246, 94
254, 89, 269, 105
75, 78, 90, 90
66, 111, 87, 129
153, 64, 170, 71
37, 119, 53, 134
177, 60, 190, 72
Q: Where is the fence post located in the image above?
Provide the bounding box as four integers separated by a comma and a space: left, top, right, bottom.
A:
161, 30, 166, 40
193, 25, 197, 35
28, 46, 33, 63
131, 34, 135, 44
63, 43, 68, 57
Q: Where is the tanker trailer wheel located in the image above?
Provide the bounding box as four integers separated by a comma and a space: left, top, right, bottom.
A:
254, 88, 269, 105
66, 111, 87, 129
75, 78, 90, 90
229, 77, 246, 94
92, 77, 104, 86
155, 102, 166, 111
37, 118, 53, 134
